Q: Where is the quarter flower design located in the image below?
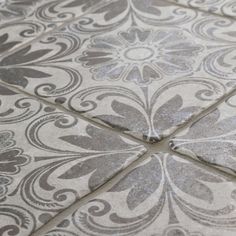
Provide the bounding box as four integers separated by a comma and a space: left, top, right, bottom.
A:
0, 130, 30, 175
0, 148, 30, 175
78, 27, 202, 85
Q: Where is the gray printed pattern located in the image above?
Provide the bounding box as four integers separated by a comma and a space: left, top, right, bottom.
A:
45, 153, 236, 236
0, 0, 236, 235
168, 0, 236, 19
0, 0, 107, 54
0, 84, 145, 236
0, 0, 236, 142
170, 93, 236, 176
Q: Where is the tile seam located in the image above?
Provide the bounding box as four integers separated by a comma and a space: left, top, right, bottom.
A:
164, 0, 236, 21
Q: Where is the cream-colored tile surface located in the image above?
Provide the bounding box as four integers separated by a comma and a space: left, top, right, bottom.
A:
0, 0, 236, 142
0, 84, 145, 235
171, 92, 236, 176
44, 153, 236, 236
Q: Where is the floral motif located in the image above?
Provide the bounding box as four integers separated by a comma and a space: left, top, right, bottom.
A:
0, 148, 30, 175
0, 84, 145, 235
0, 130, 30, 175
78, 27, 202, 85
45, 153, 236, 236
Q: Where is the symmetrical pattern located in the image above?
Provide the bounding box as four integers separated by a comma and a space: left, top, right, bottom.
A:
45, 153, 236, 236
171, 92, 236, 176
0, 0, 236, 142
0, 84, 145, 236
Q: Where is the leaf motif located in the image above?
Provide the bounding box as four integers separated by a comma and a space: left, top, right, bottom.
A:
59, 153, 127, 190
0, 68, 51, 88
95, 100, 148, 134
109, 157, 162, 210
167, 156, 224, 203
60, 125, 133, 151
0, 33, 20, 53
153, 95, 198, 133
133, 0, 172, 16
0, 85, 17, 95
63, 0, 102, 11
178, 109, 236, 139
0, 45, 52, 65
94, 0, 128, 21
179, 141, 236, 172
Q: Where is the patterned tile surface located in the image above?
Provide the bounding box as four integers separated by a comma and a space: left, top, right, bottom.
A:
0, 0, 107, 54
168, 0, 236, 18
0, 84, 146, 236
0, 0, 236, 142
0, 0, 43, 23
44, 153, 236, 236
171, 93, 236, 176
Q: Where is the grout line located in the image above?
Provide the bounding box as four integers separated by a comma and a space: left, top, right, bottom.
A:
157, 87, 236, 145
31, 124, 236, 236
1, 68, 236, 234
0, 79, 235, 235
0, 1, 236, 234
0, 80, 151, 149
1, 0, 233, 60
165, 0, 236, 20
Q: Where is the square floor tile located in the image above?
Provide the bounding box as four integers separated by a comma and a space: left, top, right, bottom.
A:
0, 84, 146, 235
170, 92, 236, 176
0, 0, 235, 142
45, 153, 236, 236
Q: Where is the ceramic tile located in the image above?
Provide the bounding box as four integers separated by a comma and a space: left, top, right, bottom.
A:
168, 0, 236, 19
0, 0, 108, 54
0, 84, 146, 236
0, 0, 235, 142
170, 93, 236, 176
45, 152, 236, 236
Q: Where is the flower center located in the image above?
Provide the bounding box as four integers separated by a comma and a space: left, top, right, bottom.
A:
124, 47, 154, 61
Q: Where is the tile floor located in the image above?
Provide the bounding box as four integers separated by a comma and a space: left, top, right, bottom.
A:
0, 0, 236, 235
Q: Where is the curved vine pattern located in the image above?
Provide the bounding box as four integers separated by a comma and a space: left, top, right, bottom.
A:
33, 0, 104, 23
0, 0, 235, 142
0, 30, 82, 97
0, 205, 36, 236
203, 47, 236, 80
191, 16, 236, 43
45, 153, 236, 235
170, 93, 236, 176
0, 97, 42, 124
0, 84, 145, 235
167, 0, 236, 19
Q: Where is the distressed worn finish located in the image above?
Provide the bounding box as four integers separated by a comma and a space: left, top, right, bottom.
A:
0, 84, 146, 235
0, 0, 236, 142
171, 93, 236, 176
45, 153, 236, 236
0, 0, 236, 235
